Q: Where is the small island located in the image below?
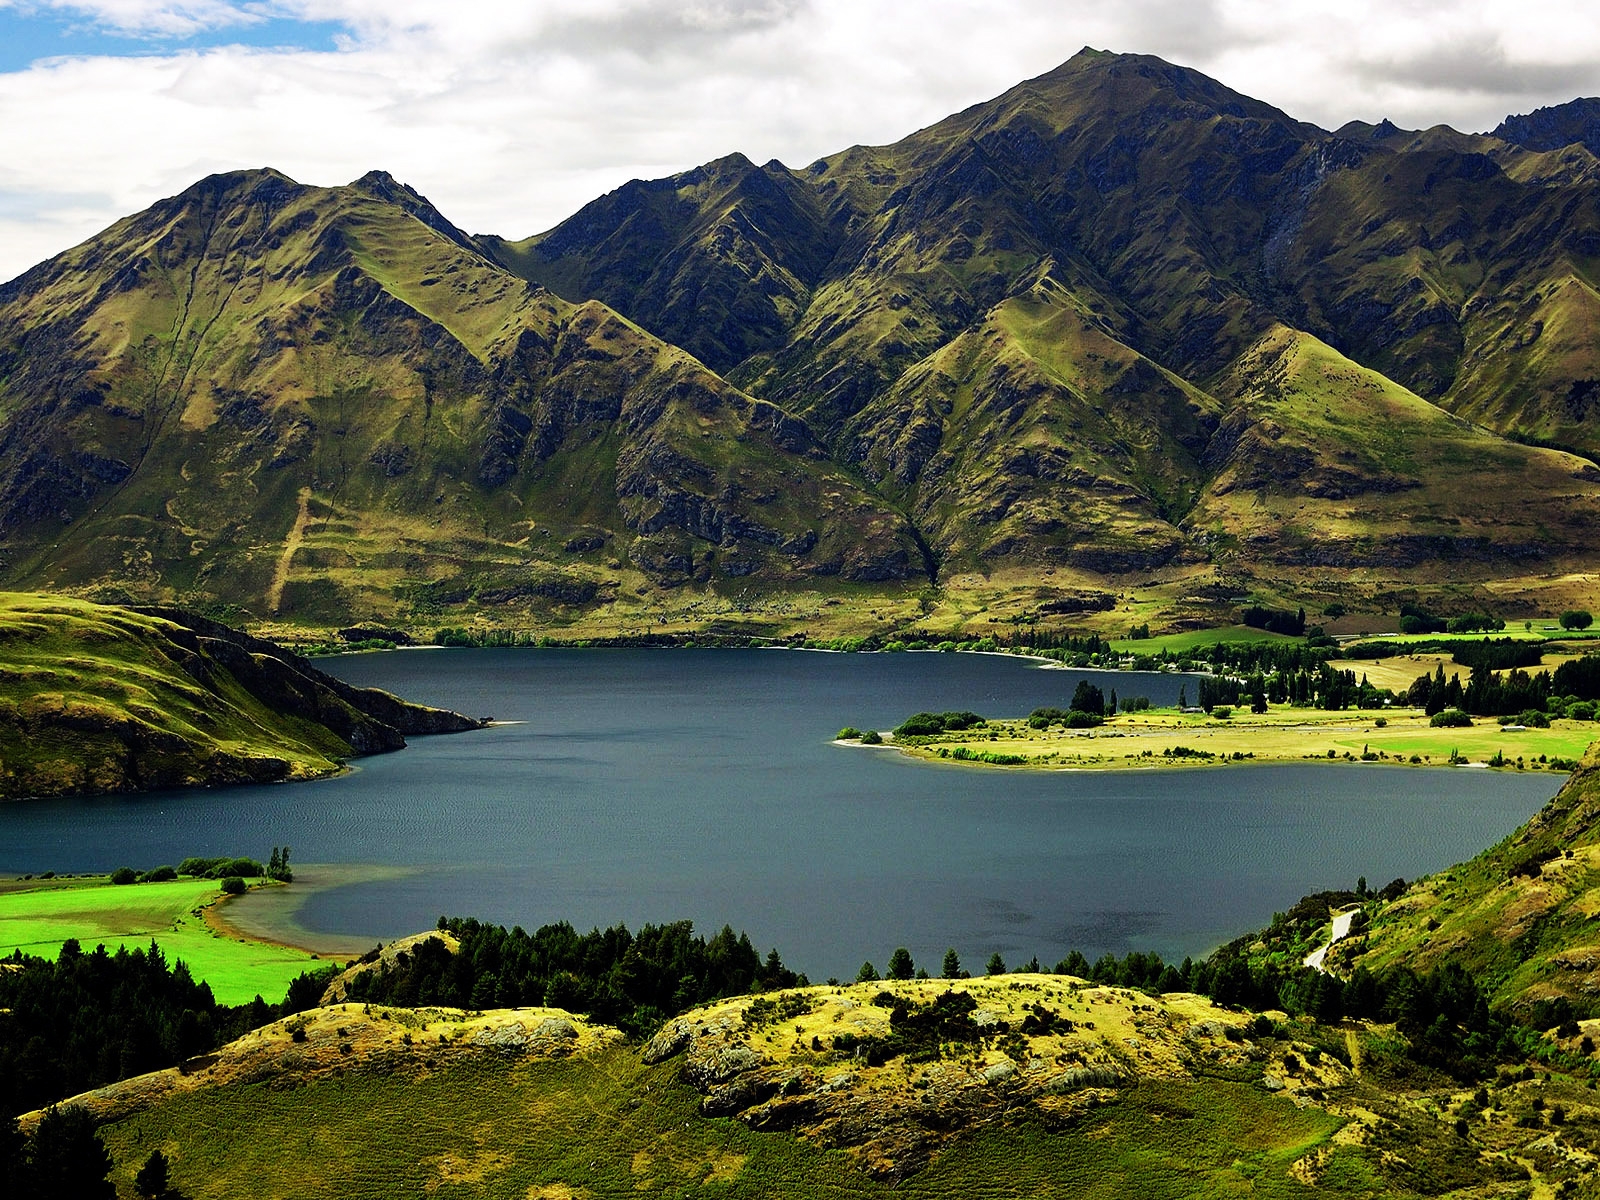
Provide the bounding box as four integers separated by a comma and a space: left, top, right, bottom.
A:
843, 689, 1593, 772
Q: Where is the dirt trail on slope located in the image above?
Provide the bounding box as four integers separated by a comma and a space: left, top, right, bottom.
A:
267, 487, 312, 614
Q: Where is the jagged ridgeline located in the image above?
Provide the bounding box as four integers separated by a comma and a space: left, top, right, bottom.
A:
4, 48, 1600, 625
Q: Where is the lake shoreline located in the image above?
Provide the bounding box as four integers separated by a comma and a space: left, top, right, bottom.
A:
206, 863, 417, 959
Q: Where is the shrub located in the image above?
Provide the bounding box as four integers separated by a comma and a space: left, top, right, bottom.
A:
1452, 640, 1543, 671
135, 1148, 170, 1199
177, 855, 263, 878
947, 747, 1027, 764
1569, 701, 1596, 721
1064, 710, 1103, 728
1447, 612, 1504, 633
1209, 706, 1232, 720
1399, 604, 1447, 635
220, 876, 247, 895
110, 867, 137, 885
1240, 605, 1306, 636
1518, 709, 1551, 728
1374, 717, 1387, 727
860, 730, 883, 745
836, 727, 862, 740
894, 711, 984, 737
209, 857, 262, 879
1431, 709, 1473, 728
140, 865, 177, 882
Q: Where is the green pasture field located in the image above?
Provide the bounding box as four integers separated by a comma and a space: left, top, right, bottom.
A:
1343, 629, 1547, 647
0, 875, 322, 1005
1108, 625, 1296, 653
101, 1046, 1355, 1200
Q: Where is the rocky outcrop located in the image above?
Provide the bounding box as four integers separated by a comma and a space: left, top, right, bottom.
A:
638, 977, 1262, 1181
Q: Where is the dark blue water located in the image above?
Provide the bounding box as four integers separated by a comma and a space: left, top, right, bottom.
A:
0, 649, 1556, 979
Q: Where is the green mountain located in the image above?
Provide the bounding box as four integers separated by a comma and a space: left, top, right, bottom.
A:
497, 51, 1600, 590
4, 51, 1600, 630
0, 592, 482, 799
0, 169, 922, 627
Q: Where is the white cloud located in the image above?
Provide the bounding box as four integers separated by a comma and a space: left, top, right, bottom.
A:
2, 0, 1599, 282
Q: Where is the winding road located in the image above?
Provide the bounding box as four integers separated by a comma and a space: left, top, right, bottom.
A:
1303, 908, 1359, 973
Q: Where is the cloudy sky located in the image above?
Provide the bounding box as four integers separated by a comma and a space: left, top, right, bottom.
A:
1, 0, 1597, 282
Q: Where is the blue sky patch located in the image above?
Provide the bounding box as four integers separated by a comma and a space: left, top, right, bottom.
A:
0, 9, 348, 72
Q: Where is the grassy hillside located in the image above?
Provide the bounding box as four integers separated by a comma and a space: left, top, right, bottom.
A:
30, 970, 1591, 1198
493, 49, 1600, 616
1338, 742, 1600, 1017
0, 170, 924, 628
0, 591, 479, 799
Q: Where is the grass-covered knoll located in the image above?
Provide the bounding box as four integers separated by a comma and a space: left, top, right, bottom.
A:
0, 592, 480, 800
95, 1038, 1352, 1200
87, 981, 1346, 1198
80, 972, 1600, 1199
1341, 744, 1600, 1016
0, 874, 323, 1005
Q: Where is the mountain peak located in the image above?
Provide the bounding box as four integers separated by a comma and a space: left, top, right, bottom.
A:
1492, 97, 1600, 155
169, 167, 304, 207
348, 169, 480, 256
1017, 48, 1305, 132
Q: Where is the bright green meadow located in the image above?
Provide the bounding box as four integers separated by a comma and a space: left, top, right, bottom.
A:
0, 876, 321, 1004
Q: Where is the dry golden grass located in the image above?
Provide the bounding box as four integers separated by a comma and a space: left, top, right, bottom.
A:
894, 707, 1595, 772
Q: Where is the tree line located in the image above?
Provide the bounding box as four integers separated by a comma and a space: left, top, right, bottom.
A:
340, 917, 803, 1037
1407, 656, 1600, 718
0, 940, 330, 1118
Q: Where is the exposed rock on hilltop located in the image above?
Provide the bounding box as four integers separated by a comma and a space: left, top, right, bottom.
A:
638, 975, 1276, 1179
0, 592, 484, 800
1492, 97, 1600, 155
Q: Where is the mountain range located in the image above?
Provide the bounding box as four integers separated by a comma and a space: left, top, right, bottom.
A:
3, 48, 1599, 633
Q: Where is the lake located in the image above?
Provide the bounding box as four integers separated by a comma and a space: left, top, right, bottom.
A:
0, 648, 1558, 981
